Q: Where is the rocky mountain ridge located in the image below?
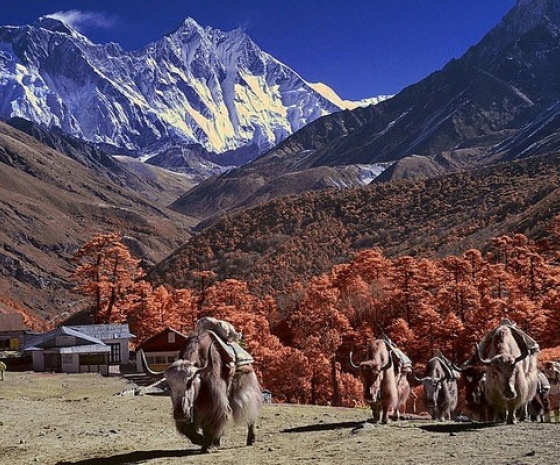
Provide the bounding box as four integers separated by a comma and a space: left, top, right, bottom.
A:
0, 16, 385, 167
171, 0, 560, 222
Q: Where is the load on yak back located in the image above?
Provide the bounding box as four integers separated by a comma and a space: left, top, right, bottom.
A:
194, 316, 255, 388
382, 334, 412, 373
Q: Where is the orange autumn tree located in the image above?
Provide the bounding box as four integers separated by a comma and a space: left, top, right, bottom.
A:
69, 226, 560, 405
72, 232, 143, 324
197, 278, 303, 393
128, 284, 198, 345
288, 273, 355, 406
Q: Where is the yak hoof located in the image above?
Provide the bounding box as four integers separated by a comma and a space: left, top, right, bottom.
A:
247, 425, 256, 445
201, 439, 221, 454
201, 445, 219, 454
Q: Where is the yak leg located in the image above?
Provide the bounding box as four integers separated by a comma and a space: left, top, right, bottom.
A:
247, 422, 256, 445
506, 403, 516, 425
200, 433, 219, 453
517, 403, 528, 422
369, 402, 381, 423
381, 404, 390, 424
175, 421, 205, 446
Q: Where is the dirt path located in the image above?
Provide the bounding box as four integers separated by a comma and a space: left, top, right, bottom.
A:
0, 372, 558, 465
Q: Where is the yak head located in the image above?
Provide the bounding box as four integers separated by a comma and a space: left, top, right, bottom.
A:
350, 344, 393, 404
412, 358, 454, 416
477, 343, 528, 400
165, 359, 209, 423
543, 361, 560, 383
420, 376, 444, 414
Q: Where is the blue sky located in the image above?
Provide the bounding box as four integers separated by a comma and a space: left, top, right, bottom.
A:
3, 0, 517, 100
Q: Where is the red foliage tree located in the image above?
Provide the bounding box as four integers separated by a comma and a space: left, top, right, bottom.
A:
71, 232, 142, 324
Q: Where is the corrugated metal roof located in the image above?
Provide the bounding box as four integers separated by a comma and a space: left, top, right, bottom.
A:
0, 313, 27, 332
24, 326, 107, 351
27, 344, 111, 354
69, 324, 134, 340
57, 344, 111, 354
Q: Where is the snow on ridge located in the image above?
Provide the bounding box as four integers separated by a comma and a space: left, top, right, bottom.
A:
0, 16, 385, 162
308, 82, 393, 110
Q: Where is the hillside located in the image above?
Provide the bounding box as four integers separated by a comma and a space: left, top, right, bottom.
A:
171, 0, 560, 223
149, 151, 560, 295
0, 121, 196, 322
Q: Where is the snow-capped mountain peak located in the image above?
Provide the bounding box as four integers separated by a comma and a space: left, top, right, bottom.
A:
0, 16, 383, 165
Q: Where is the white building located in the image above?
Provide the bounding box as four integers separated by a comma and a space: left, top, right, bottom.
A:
25, 324, 134, 374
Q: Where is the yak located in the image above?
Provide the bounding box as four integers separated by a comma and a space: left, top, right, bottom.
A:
543, 361, 560, 422
527, 371, 550, 422
350, 338, 410, 423
476, 319, 539, 424
412, 355, 459, 421
141, 329, 262, 452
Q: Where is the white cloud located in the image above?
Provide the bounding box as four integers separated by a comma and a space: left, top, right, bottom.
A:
46, 10, 116, 32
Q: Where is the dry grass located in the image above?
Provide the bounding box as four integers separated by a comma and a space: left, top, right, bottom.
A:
1, 371, 559, 465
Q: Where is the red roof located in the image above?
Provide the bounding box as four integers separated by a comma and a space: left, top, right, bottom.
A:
0, 313, 27, 332
138, 327, 189, 352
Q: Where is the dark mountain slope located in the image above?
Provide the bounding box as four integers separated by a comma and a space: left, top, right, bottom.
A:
170, 106, 380, 219
6, 117, 197, 206
172, 0, 560, 223
0, 121, 195, 321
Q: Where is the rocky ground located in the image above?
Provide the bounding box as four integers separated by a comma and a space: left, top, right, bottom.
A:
0, 371, 558, 465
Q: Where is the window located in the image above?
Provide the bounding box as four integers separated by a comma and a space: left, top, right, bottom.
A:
168, 332, 175, 344
80, 354, 105, 365
109, 343, 121, 364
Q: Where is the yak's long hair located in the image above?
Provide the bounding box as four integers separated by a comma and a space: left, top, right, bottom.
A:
168, 330, 262, 450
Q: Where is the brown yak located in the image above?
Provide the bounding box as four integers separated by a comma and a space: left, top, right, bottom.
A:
350, 338, 410, 423
476, 319, 539, 424
142, 329, 262, 452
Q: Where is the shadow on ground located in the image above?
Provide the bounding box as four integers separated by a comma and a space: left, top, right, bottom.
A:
283, 420, 365, 433
55, 448, 199, 465
283, 419, 502, 435
419, 422, 500, 433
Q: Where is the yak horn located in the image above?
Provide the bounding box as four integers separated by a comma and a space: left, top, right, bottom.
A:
139, 349, 166, 377
349, 351, 360, 369
475, 343, 492, 366
451, 362, 464, 372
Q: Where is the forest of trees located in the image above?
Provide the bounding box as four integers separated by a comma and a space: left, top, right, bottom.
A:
148, 151, 560, 307
70, 226, 560, 407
